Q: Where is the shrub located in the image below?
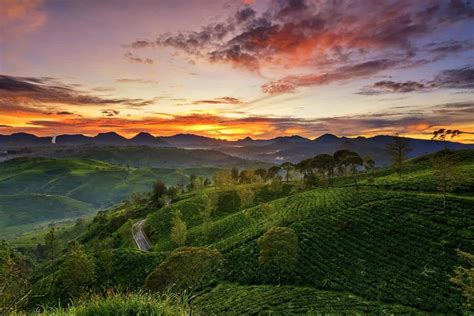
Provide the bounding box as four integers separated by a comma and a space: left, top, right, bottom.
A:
144, 247, 221, 293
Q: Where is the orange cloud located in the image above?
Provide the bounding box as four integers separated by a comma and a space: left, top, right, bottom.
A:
0, 106, 473, 143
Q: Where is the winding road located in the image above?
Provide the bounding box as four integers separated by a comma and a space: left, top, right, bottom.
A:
132, 219, 152, 251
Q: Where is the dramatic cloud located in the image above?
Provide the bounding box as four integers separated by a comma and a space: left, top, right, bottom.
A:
0, 74, 155, 110
262, 59, 398, 94
360, 66, 474, 95
129, 0, 474, 94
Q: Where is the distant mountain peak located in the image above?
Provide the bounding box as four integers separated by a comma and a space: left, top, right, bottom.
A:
131, 132, 155, 140
96, 131, 123, 137
315, 133, 339, 141
94, 131, 127, 143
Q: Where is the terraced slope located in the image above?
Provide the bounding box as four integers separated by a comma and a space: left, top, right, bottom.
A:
142, 183, 473, 313
194, 284, 421, 314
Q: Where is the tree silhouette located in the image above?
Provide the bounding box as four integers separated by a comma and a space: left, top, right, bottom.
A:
312, 154, 335, 186
431, 129, 462, 208
386, 135, 412, 178
333, 150, 352, 176
343, 151, 363, 191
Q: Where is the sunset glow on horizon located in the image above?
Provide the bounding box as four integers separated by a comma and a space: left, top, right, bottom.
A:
1, 0, 474, 142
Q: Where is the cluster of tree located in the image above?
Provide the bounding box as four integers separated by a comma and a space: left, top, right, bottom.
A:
151, 180, 179, 207
292, 150, 371, 190
187, 174, 212, 192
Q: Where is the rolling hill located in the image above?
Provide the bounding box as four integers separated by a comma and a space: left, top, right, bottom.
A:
0, 157, 226, 238
20, 149, 473, 314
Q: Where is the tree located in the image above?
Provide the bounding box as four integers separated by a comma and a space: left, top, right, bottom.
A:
386, 135, 412, 178
170, 210, 187, 247
239, 169, 255, 184
44, 227, 62, 263
193, 176, 205, 191
296, 158, 316, 187
267, 166, 282, 181
432, 129, 462, 208
432, 128, 462, 150
431, 151, 458, 208
91, 238, 114, 287
364, 156, 376, 184
254, 168, 268, 182
213, 170, 233, 189
166, 186, 179, 201
312, 154, 335, 186
450, 250, 474, 310
144, 247, 221, 293
231, 167, 239, 184
59, 243, 96, 298
200, 194, 215, 239
237, 186, 255, 209
0, 241, 31, 313
280, 162, 293, 182
152, 180, 167, 204
258, 226, 298, 286
343, 151, 363, 191
333, 150, 352, 175
189, 174, 197, 191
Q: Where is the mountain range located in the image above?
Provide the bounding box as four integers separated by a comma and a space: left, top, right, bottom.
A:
1, 131, 473, 165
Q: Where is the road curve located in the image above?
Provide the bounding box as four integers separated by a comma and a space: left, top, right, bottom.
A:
132, 219, 152, 251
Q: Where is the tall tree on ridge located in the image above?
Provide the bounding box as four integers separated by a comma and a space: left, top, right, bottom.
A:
386, 135, 412, 178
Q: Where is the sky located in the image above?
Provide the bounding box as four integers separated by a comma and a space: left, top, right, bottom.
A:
0, 0, 473, 142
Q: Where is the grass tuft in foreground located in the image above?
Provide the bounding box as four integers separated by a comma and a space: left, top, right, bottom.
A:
28, 292, 189, 316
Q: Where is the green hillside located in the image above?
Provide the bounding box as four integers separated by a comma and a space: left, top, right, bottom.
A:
3, 150, 474, 314
0, 157, 223, 237
365, 150, 474, 193
132, 185, 471, 313
0, 193, 93, 228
